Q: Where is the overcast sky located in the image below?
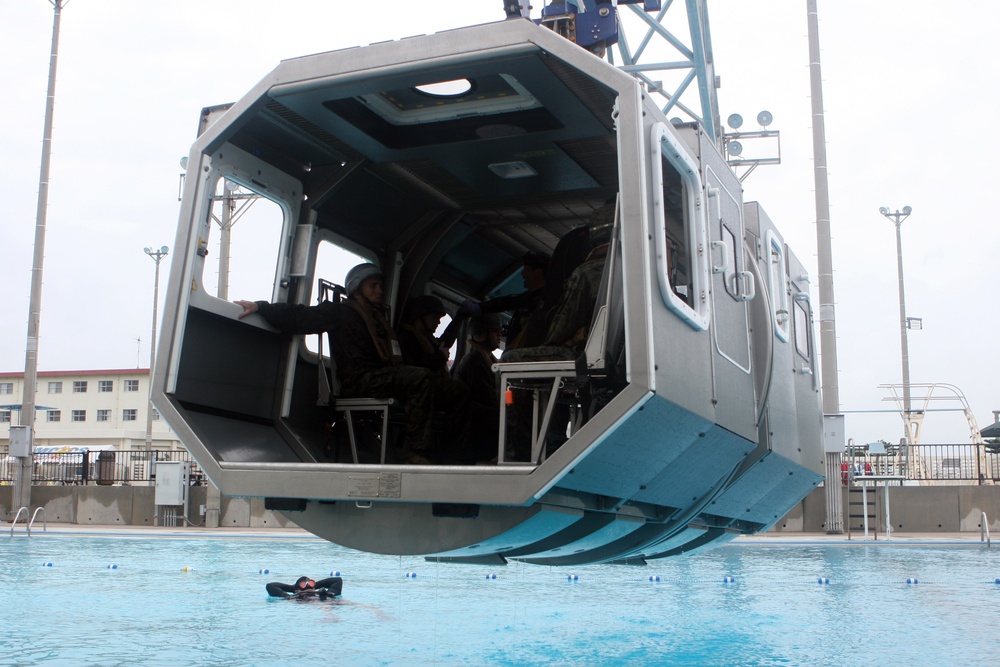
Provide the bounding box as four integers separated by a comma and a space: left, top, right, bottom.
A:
1, 1, 997, 445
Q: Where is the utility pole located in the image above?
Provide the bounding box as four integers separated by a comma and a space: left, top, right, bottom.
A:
143, 245, 169, 484
807, 0, 845, 534
15, 0, 65, 513
879, 206, 914, 444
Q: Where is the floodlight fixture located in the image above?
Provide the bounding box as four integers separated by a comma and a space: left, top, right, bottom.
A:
727, 113, 743, 129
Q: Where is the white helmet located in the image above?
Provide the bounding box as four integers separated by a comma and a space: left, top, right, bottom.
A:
345, 263, 383, 295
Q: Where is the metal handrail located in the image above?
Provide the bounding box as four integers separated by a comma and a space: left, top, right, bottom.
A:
982, 511, 990, 548
29, 507, 47, 534
10, 506, 29, 535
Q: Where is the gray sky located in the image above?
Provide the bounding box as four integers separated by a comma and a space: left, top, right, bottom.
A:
1, 1, 997, 445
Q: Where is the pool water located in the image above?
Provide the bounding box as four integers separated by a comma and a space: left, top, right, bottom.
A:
1, 534, 998, 666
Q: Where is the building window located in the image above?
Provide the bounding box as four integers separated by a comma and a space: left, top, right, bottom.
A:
124, 380, 139, 392
47, 410, 61, 423
123, 409, 137, 422
48, 381, 62, 394
73, 381, 88, 393
0, 382, 12, 395
152, 409, 161, 421
97, 409, 111, 422
72, 410, 86, 422
99, 380, 114, 393
0, 410, 10, 423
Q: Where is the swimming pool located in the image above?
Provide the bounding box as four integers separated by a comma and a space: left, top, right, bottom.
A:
1, 534, 998, 666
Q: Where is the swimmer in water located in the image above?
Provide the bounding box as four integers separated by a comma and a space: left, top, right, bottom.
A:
266, 575, 343, 600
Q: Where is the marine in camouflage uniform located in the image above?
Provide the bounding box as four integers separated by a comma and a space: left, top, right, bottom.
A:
499, 244, 608, 364
247, 265, 468, 463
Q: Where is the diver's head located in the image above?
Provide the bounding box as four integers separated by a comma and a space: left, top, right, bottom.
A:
295, 576, 316, 592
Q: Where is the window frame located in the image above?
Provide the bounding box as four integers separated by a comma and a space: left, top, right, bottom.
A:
766, 230, 790, 343
97, 409, 111, 423
72, 410, 86, 423
0, 382, 12, 395
48, 381, 62, 394
72, 381, 88, 393
98, 380, 114, 393
650, 122, 710, 331
124, 380, 139, 392
122, 408, 138, 422
47, 410, 61, 423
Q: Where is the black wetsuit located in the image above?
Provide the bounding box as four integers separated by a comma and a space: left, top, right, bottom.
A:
266, 576, 343, 599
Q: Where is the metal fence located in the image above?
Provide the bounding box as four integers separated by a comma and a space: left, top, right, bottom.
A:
2, 443, 997, 486
0, 450, 207, 486
844, 443, 1000, 485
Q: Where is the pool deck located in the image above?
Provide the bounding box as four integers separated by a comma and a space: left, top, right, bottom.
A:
4, 522, 992, 546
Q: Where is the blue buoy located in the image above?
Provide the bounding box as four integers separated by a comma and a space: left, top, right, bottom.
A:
723, 576, 735, 584
906, 577, 918, 585
648, 575, 661, 582
258, 568, 269, 575
405, 571, 417, 578
817, 577, 830, 585
994, 578, 1000, 585
107, 564, 118, 570
330, 570, 341, 577
42, 562, 53, 567
566, 574, 579, 581
485, 573, 497, 579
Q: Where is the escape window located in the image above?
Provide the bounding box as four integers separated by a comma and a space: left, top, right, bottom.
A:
766, 231, 790, 343
200, 177, 285, 303
651, 122, 710, 331
793, 299, 811, 360
721, 224, 739, 299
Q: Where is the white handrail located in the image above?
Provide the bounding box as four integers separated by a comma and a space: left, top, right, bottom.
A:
29, 507, 47, 534
982, 511, 990, 548
10, 506, 29, 535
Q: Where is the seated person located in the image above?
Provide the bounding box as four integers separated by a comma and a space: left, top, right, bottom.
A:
397, 295, 455, 379
235, 263, 469, 465
266, 575, 343, 599
501, 203, 615, 364
457, 251, 549, 350
453, 314, 504, 462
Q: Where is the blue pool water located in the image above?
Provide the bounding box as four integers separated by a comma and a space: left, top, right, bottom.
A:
1, 534, 999, 666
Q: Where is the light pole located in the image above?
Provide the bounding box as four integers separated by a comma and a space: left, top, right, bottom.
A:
143, 246, 169, 477
879, 206, 913, 443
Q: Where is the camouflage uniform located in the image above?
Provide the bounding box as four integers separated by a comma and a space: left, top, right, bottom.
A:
256, 300, 468, 458
499, 250, 607, 364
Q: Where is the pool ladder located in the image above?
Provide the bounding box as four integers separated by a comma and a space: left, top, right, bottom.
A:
8, 507, 47, 535
982, 511, 991, 548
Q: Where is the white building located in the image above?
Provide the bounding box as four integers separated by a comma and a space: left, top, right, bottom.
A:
0, 369, 183, 452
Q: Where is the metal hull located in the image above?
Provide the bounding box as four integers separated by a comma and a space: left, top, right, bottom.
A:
154, 20, 824, 564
